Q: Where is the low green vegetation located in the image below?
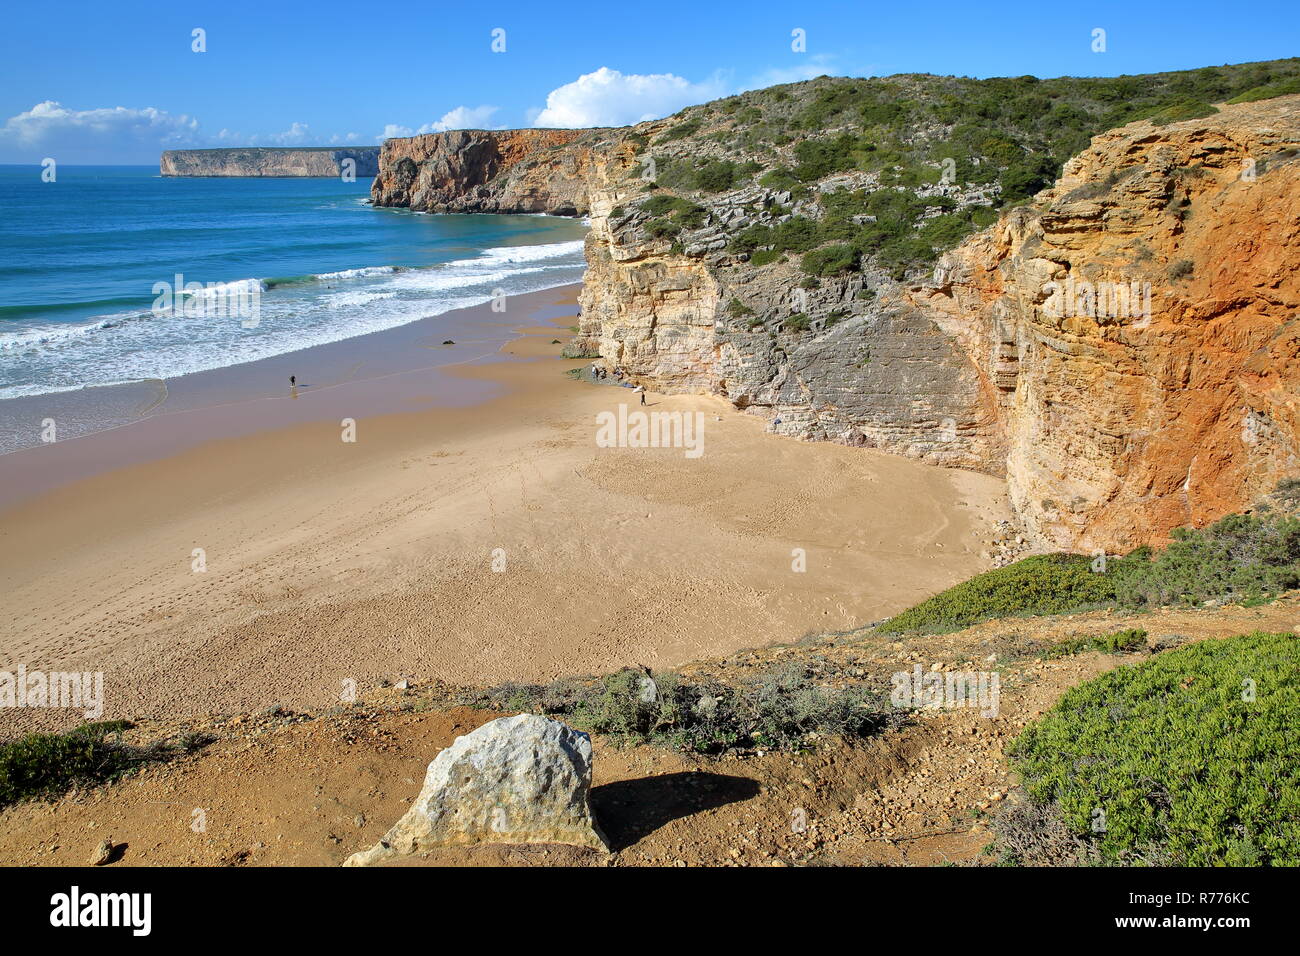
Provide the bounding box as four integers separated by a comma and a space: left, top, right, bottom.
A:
639, 193, 709, 239
655, 117, 703, 144
651, 156, 761, 194
473, 664, 892, 755
879, 553, 1117, 634
0, 721, 210, 809
1001, 632, 1300, 865
880, 505, 1300, 634
1227, 75, 1300, 104
1042, 628, 1148, 659
1147, 100, 1219, 126
650, 58, 1300, 279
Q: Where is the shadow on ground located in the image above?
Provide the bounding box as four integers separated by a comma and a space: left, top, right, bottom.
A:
591, 771, 760, 851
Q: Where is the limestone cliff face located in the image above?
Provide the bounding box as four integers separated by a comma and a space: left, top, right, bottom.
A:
370, 128, 613, 215
578, 97, 1300, 550
160, 147, 378, 177
578, 196, 1001, 474
914, 96, 1300, 550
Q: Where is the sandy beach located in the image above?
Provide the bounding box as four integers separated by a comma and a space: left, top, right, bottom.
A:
0, 284, 1008, 733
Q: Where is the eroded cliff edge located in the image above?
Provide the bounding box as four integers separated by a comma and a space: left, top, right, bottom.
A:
373, 96, 1300, 552
370, 128, 622, 215
161, 147, 379, 177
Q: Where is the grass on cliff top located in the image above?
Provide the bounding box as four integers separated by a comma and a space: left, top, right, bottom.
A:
997, 631, 1300, 866
1227, 74, 1300, 104
879, 502, 1300, 635
642, 57, 1300, 281
470, 664, 894, 755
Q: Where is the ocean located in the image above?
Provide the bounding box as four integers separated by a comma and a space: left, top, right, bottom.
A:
0, 165, 587, 439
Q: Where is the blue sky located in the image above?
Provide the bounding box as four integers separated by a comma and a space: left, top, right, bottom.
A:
1, 0, 1296, 163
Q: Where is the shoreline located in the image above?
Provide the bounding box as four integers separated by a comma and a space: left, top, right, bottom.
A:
0, 284, 581, 511
0, 286, 1010, 733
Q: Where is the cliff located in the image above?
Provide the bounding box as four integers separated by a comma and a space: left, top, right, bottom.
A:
917, 98, 1300, 550
369, 128, 620, 215
578, 98, 1300, 551
370, 65, 1300, 552
160, 147, 379, 177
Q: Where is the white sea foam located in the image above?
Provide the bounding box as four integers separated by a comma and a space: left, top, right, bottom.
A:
178, 277, 267, 299
314, 266, 397, 281
0, 238, 586, 402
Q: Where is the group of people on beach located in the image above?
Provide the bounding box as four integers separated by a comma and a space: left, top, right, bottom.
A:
591, 363, 647, 404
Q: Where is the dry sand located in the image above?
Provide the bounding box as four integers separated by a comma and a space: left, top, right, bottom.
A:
0, 285, 1009, 733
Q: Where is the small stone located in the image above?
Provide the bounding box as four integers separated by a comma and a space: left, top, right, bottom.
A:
90, 839, 114, 866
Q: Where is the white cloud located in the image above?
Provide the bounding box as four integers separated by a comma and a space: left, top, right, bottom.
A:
380, 123, 415, 141
378, 105, 501, 142
532, 67, 728, 128
0, 100, 200, 162
264, 121, 312, 145
426, 105, 500, 132
211, 122, 321, 148
0, 101, 372, 162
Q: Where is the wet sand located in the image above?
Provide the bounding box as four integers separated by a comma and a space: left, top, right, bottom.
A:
0, 285, 1010, 733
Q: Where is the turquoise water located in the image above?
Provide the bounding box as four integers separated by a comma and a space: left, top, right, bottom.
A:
0, 165, 587, 401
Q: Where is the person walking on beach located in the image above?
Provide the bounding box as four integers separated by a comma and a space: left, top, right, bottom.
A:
289, 375, 296, 388
634, 384, 646, 406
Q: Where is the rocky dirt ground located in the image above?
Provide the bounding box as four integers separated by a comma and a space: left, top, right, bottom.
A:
1, 596, 1296, 868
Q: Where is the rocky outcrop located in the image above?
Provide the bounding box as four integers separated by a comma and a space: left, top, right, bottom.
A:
160, 147, 379, 177
370, 128, 618, 215
343, 714, 607, 865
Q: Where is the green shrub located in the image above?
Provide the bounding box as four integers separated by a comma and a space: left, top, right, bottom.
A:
656, 117, 703, 143
1043, 628, 1148, 659
1110, 512, 1300, 607
879, 553, 1117, 634
1007, 632, 1300, 865
1147, 100, 1219, 126
759, 168, 803, 193
802, 244, 858, 276
641, 194, 708, 231
0, 721, 186, 808
1227, 75, 1300, 103
644, 218, 680, 238
782, 313, 812, 332
880, 506, 1300, 634
476, 665, 889, 755
792, 133, 860, 181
